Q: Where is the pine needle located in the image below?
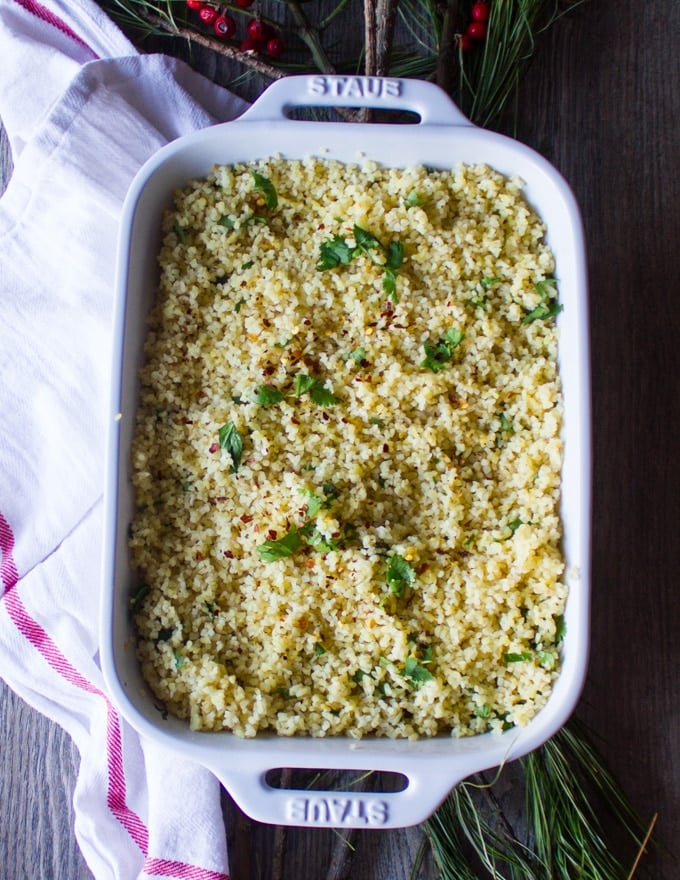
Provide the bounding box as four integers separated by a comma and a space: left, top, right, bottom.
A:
424, 719, 658, 880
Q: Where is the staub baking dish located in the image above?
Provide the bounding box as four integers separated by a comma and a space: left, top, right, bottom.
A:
101, 75, 590, 830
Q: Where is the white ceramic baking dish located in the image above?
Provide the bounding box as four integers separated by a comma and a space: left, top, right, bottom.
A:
101, 74, 590, 830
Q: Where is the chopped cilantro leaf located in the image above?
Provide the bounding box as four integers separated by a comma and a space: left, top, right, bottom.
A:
317, 234, 354, 270
257, 527, 304, 561
218, 421, 243, 473
421, 328, 465, 372
503, 651, 533, 663
251, 172, 278, 209
404, 190, 422, 209
217, 215, 235, 230
402, 656, 434, 685
386, 554, 416, 597
251, 384, 285, 406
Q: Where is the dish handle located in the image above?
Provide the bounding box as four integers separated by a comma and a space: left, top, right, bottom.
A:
207, 759, 460, 829
238, 74, 473, 128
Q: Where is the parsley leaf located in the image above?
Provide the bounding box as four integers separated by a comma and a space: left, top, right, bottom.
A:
317, 234, 355, 270
251, 384, 285, 406
251, 172, 278, 209
218, 421, 243, 473
386, 554, 417, 597
353, 225, 382, 253
257, 527, 304, 562
503, 651, 533, 663
404, 190, 422, 209
522, 277, 563, 323
402, 656, 434, 685
294, 374, 339, 406
421, 328, 465, 372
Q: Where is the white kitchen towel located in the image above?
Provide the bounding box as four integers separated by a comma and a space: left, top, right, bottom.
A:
0, 2, 249, 877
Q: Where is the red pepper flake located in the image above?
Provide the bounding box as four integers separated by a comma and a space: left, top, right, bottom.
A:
382, 443, 389, 453
183, 418, 194, 425
195, 551, 204, 561
267, 529, 278, 541
322, 412, 330, 422
290, 416, 300, 425
209, 442, 219, 453
224, 550, 234, 559
215, 495, 228, 502
240, 513, 254, 523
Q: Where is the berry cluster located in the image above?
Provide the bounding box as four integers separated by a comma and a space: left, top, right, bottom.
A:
458, 1, 490, 51
186, 0, 285, 58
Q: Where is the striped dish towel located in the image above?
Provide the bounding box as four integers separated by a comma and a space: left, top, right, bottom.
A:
0, 2, 247, 877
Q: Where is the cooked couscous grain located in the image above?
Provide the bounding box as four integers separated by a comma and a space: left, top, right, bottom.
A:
129, 156, 566, 739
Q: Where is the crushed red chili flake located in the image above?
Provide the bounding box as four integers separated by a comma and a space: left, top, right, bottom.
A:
266, 529, 278, 541
195, 551, 204, 561
209, 442, 219, 453
382, 443, 389, 453
223, 550, 234, 559
240, 513, 254, 523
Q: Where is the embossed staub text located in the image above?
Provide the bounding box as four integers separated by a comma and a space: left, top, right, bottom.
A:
307, 75, 402, 99
286, 795, 390, 826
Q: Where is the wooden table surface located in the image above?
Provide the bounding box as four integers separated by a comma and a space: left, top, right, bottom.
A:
1, 0, 679, 877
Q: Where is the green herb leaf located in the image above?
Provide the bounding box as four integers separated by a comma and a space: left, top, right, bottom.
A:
294, 374, 339, 406
385, 240, 405, 271
130, 582, 150, 614
402, 656, 434, 685
404, 190, 422, 209
251, 171, 278, 209
353, 225, 382, 252
217, 215, 235, 230
536, 649, 558, 670
317, 234, 354, 270
294, 374, 316, 397
173, 650, 185, 669
309, 382, 339, 406
386, 554, 417, 597
218, 421, 243, 473
173, 221, 186, 243
522, 277, 563, 323
257, 527, 303, 562
421, 328, 465, 372
555, 614, 567, 643
314, 642, 327, 657
503, 651, 533, 663
347, 346, 367, 364
251, 384, 285, 406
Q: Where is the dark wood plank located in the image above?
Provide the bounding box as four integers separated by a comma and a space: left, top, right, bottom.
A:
0, 682, 93, 879
516, 2, 680, 877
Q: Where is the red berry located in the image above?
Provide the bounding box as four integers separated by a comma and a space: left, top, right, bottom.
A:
471, 2, 490, 22
214, 14, 236, 38
266, 37, 285, 58
235, 0, 254, 6
246, 18, 267, 41
466, 20, 487, 39
186, 0, 204, 8
198, 4, 218, 24
457, 32, 473, 51
240, 37, 261, 53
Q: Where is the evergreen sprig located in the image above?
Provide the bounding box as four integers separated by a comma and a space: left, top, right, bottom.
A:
422, 719, 656, 880
99, 0, 584, 130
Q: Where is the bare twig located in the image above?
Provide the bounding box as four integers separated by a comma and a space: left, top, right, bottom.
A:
375, 0, 400, 75
436, 0, 460, 93
139, 8, 287, 80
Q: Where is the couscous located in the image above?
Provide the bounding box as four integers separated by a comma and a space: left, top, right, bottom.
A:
129, 156, 566, 739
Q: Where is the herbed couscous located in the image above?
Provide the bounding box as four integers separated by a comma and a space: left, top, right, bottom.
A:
129, 156, 566, 739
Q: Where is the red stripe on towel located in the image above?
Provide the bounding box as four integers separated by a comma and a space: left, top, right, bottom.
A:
13, 0, 99, 58
0, 513, 229, 877
2, 585, 150, 853
0, 513, 19, 595
143, 858, 230, 880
